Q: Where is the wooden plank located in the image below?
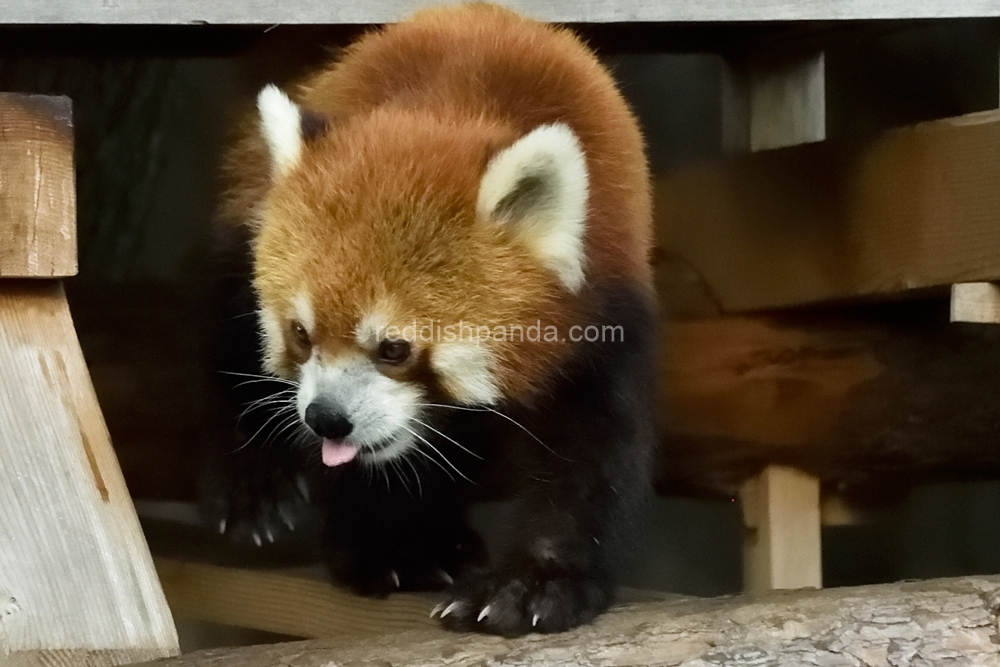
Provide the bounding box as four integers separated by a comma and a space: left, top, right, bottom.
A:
0, 94, 76, 278
740, 466, 822, 592
134, 576, 1000, 667
0, 282, 178, 666
155, 559, 436, 640
657, 108, 1000, 312
0, 0, 998, 25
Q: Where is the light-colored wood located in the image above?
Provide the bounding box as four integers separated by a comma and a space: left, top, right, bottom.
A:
0, 94, 76, 278
136, 575, 1000, 667
951, 282, 1000, 323
0, 282, 178, 666
749, 53, 826, 151
740, 466, 822, 592
658, 108, 1000, 312
155, 558, 436, 639
721, 52, 826, 592
0, 0, 998, 24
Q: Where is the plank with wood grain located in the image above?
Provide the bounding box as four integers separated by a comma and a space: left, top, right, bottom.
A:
657, 108, 1000, 313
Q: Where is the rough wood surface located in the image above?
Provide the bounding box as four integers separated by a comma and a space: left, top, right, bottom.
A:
657, 301, 1000, 501
657, 108, 1000, 312
0, 0, 998, 24
0, 282, 178, 666
0, 94, 76, 278
136, 575, 1000, 667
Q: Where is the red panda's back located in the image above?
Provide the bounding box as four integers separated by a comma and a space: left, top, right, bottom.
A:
296, 4, 652, 287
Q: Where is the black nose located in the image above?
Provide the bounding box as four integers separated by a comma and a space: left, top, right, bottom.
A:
304, 402, 354, 439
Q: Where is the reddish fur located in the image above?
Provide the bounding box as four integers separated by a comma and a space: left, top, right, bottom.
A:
221, 3, 652, 401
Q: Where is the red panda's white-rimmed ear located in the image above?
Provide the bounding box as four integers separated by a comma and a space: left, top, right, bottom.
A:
477, 123, 589, 293
257, 84, 302, 177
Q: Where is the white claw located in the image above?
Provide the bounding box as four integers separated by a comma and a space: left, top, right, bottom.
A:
532, 614, 540, 628
477, 605, 491, 622
278, 507, 296, 531
252, 532, 262, 547
265, 528, 274, 543
390, 570, 400, 588
440, 601, 460, 619
296, 475, 310, 502
430, 602, 446, 618
218, 519, 227, 534
438, 570, 454, 585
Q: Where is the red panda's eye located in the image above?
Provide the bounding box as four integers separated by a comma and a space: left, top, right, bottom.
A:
290, 321, 311, 348
378, 339, 411, 365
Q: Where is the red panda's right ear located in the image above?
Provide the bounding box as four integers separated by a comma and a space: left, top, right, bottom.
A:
477, 123, 590, 293
257, 84, 303, 177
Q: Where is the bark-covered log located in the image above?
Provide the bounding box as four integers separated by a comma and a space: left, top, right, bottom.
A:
139, 576, 1000, 667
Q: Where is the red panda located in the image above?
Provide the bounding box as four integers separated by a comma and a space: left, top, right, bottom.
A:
210, 3, 656, 636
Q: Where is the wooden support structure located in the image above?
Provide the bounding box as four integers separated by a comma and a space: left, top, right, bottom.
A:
950, 48, 1000, 323
656, 108, 1000, 313
0, 94, 178, 666
720, 51, 825, 592
136, 575, 1000, 666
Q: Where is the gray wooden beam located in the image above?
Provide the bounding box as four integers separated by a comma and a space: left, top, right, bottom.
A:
0, 0, 998, 26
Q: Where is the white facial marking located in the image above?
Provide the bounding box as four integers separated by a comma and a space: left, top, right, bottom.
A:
432, 342, 501, 405
355, 310, 391, 351
478, 123, 589, 292
257, 84, 302, 177
292, 292, 315, 334
297, 355, 423, 462
258, 306, 284, 373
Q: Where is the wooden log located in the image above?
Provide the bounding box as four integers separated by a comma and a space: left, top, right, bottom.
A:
656, 108, 1000, 312
134, 575, 1000, 667
1, 0, 998, 25
0, 282, 179, 666
0, 94, 76, 278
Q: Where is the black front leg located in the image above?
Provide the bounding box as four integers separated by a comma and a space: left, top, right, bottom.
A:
439, 281, 657, 636
322, 468, 486, 598
439, 458, 646, 635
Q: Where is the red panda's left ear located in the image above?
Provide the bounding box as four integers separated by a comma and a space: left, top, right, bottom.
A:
257, 84, 303, 177
477, 123, 589, 293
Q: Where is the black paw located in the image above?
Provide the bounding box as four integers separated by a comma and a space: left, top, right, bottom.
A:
436, 568, 612, 636
200, 450, 320, 548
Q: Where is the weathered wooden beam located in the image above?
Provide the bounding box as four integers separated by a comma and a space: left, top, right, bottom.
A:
656, 108, 1000, 312
0, 93, 177, 666
134, 575, 1000, 667
0, 94, 76, 278
0, 283, 179, 666
1, 0, 998, 24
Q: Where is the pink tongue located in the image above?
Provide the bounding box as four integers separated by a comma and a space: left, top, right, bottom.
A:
321, 438, 358, 467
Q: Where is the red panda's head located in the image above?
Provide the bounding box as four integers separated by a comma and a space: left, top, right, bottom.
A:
251, 85, 590, 466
